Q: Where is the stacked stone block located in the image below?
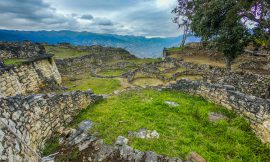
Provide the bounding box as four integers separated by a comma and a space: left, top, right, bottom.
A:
0, 90, 102, 161
0, 58, 61, 97
0, 41, 45, 59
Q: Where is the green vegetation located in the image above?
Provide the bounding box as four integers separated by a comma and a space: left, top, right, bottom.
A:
162, 67, 186, 78
45, 45, 90, 59
131, 78, 164, 87
166, 47, 185, 53
173, 0, 270, 70
73, 89, 270, 161
42, 135, 61, 156
128, 58, 161, 64
56, 148, 80, 162
98, 69, 127, 76
3, 58, 26, 65
189, 0, 250, 70
63, 75, 122, 94
176, 74, 202, 81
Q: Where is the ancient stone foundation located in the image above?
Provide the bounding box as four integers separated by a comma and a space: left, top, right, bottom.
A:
56, 49, 136, 74
203, 67, 270, 98
167, 79, 270, 143
0, 41, 45, 59
0, 90, 102, 161
0, 56, 62, 97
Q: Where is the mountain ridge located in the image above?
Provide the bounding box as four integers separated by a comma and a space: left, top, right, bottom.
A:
0, 29, 200, 58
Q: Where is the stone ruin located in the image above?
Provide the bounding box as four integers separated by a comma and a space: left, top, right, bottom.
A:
0, 41, 269, 161
0, 41, 46, 59
0, 54, 62, 97
55, 46, 136, 75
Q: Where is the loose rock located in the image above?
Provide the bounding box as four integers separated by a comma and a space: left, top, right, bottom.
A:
165, 101, 180, 107
208, 112, 228, 122
128, 129, 159, 139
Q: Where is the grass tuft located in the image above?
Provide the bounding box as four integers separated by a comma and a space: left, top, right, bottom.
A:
42, 135, 61, 156
3, 58, 26, 65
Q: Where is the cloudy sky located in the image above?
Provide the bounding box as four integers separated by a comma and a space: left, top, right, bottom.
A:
0, 0, 182, 37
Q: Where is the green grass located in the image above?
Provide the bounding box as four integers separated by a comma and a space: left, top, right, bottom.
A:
55, 148, 80, 162
176, 74, 203, 81
166, 47, 186, 53
45, 45, 90, 59
131, 78, 164, 87
42, 135, 61, 156
163, 67, 186, 78
73, 89, 270, 162
63, 75, 122, 94
128, 58, 162, 64
98, 69, 127, 76
3, 58, 26, 65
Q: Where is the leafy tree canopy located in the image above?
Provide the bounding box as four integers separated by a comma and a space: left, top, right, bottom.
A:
173, 0, 269, 70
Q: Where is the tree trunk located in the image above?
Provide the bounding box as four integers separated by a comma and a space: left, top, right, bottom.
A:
180, 22, 189, 48
225, 58, 232, 71
265, 86, 270, 99
181, 33, 187, 47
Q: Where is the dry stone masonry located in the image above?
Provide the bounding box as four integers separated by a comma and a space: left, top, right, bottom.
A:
166, 79, 270, 143
202, 67, 270, 98
0, 41, 45, 59
0, 56, 62, 97
53, 121, 183, 162
0, 90, 102, 161
0, 41, 269, 161
55, 46, 136, 75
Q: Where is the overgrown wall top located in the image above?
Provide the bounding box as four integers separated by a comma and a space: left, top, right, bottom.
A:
0, 56, 62, 97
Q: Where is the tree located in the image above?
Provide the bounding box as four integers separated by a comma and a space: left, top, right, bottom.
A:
173, 0, 269, 70
172, 0, 195, 47
240, 0, 270, 52
190, 0, 250, 70
214, 25, 249, 70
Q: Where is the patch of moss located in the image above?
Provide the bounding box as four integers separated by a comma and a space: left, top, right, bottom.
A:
56, 148, 80, 162
131, 77, 164, 87
97, 69, 127, 76
42, 135, 61, 156
166, 46, 186, 53
176, 74, 203, 81
45, 45, 90, 59
162, 67, 186, 78
3, 58, 26, 66
128, 58, 162, 64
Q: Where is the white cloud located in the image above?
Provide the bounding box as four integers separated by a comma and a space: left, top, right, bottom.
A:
0, 0, 181, 37
155, 0, 177, 9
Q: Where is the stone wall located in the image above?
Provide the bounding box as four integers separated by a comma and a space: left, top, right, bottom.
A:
0, 90, 102, 161
0, 56, 62, 97
0, 41, 45, 59
167, 79, 270, 143
118, 57, 269, 98
122, 57, 207, 83
55, 49, 136, 75
202, 67, 270, 98
164, 59, 270, 98
163, 46, 270, 97
239, 60, 270, 71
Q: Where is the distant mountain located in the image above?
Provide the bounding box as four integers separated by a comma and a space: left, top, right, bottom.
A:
0, 29, 200, 58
